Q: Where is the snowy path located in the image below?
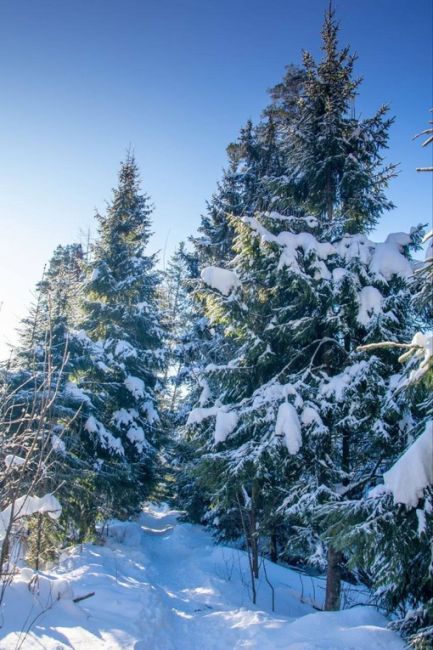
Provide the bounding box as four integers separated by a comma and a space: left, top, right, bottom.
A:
0, 504, 405, 649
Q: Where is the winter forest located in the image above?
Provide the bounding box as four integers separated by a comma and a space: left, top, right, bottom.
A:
0, 5, 432, 650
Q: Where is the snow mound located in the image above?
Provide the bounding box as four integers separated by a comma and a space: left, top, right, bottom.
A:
187, 405, 218, 425
103, 519, 146, 547
282, 606, 404, 649
320, 361, 369, 401
126, 424, 146, 451
65, 381, 91, 404
301, 406, 322, 427
112, 408, 139, 428
143, 399, 159, 424
114, 339, 137, 359
243, 215, 413, 286
243, 216, 335, 276
335, 231, 413, 282
276, 231, 335, 273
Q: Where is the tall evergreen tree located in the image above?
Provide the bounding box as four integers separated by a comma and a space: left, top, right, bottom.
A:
77, 153, 166, 517
180, 9, 420, 615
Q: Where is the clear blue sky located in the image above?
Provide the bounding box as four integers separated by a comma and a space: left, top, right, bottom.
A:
0, 0, 432, 356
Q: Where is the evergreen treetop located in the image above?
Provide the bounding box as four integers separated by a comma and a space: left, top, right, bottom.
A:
283, 7, 397, 234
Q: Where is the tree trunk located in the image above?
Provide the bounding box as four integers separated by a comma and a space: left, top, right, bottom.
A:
342, 429, 350, 484
324, 546, 343, 610
169, 360, 182, 412
270, 530, 278, 563
35, 512, 43, 571
342, 333, 351, 484
326, 178, 334, 222
251, 537, 259, 580
250, 481, 259, 580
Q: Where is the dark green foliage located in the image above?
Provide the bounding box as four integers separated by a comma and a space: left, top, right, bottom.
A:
280, 7, 396, 233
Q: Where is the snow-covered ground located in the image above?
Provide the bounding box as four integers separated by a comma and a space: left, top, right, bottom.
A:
0, 504, 405, 649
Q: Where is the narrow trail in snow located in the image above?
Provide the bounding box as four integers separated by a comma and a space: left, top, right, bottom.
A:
133, 506, 287, 650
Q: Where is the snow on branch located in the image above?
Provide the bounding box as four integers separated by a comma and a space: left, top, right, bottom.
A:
201, 266, 240, 296
357, 286, 382, 327
275, 402, 302, 454
186, 405, 239, 444
244, 214, 414, 282
0, 494, 62, 542
359, 332, 432, 384
4, 455, 26, 469
383, 422, 433, 508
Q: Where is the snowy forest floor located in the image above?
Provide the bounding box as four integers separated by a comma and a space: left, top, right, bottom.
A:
0, 504, 406, 649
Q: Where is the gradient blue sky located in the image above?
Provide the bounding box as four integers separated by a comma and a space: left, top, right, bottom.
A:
0, 0, 432, 356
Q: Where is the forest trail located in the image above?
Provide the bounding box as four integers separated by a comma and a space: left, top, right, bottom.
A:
0, 504, 405, 649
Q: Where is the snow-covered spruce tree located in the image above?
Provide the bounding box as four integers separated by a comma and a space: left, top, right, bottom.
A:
176, 133, 254, 517
261, 7, 411, 610
280, 6, 396, 234
184, 58, 307, 407
1, 243, 101, 559
183, 8, 409, 612
4, 243, 85, 452
11, 243, 84, 368
77, 154, 166, 519
185, 134, 250, 384
185, 205, 421, 606
156, 242, 199, 503
295, 227, 423, 611
316, 125, 433, 646
226, 118, 282, 217
193, 79, 305, 272
188, 116, 285, 371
